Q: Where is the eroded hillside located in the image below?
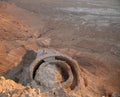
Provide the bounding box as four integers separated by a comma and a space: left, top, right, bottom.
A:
0, 1, 120, 97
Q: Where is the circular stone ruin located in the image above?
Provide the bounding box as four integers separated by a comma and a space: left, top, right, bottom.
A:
29, 49, 80, 92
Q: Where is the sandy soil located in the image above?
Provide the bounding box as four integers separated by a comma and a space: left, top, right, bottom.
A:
0, 0, 120, 97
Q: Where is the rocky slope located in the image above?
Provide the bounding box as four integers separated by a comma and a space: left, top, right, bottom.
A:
0, 0, 120, 97
0, 76, 41, 97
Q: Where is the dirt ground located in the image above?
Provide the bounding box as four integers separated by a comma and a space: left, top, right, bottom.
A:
0, 0, 120, 97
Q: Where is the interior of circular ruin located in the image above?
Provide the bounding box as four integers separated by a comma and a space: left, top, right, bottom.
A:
30, 55, 80, 92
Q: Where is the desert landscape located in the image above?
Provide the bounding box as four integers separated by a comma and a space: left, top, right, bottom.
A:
0, 0, 120, 97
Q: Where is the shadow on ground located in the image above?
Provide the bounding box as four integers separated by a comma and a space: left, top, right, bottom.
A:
4, 50, 37, 86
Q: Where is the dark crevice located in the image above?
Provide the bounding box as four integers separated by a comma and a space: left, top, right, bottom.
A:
33, 60, 45, 79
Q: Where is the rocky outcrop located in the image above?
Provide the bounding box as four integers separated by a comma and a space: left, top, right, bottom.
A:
0, 76, 41, 97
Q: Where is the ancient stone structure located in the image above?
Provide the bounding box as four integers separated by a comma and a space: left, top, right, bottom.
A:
29, 49, 80, 93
